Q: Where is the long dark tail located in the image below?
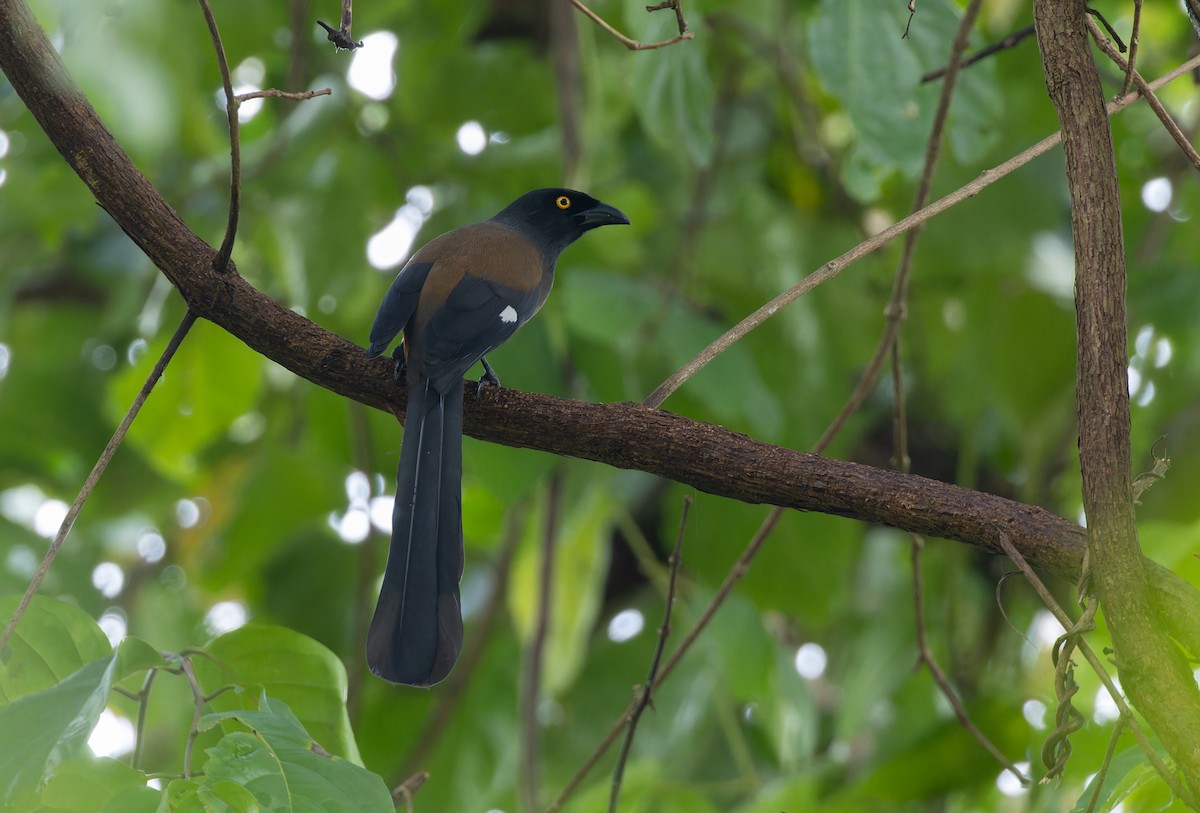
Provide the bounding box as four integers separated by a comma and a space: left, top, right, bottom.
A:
366, 376, 465, 686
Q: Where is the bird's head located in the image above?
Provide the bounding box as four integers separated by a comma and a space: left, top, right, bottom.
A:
491, 188, 629, 260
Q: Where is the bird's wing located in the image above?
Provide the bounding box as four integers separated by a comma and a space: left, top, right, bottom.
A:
419, 274, 538, 393
367, 260, 435, 358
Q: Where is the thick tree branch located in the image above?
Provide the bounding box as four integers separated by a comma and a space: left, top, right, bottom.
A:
1034, 0, 1200, 790
1, 0, 1198, 679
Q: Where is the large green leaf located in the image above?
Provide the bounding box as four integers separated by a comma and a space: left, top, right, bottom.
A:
193, 625, 361, 766
0, 656, 117, 804
9, 755, 159, 813
196, 694, 392, 813
0, 594, 112, 704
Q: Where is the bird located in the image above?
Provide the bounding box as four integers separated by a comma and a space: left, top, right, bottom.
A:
364, 188, 629, 686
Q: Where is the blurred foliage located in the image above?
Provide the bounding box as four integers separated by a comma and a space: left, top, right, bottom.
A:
2, 0, 1200, 810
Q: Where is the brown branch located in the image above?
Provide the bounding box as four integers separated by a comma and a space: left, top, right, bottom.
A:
569, 0, 694, 50
1034, 0, 1200, 790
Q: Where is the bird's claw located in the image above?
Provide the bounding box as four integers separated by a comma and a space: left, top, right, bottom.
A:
476, 357, 501, 395
391, 345, 408, 384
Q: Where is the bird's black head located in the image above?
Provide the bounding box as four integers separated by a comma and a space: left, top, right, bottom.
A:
490, 188, 629, 261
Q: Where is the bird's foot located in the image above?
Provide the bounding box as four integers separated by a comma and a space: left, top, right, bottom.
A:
476, 357, 501, 395
391, 345, 408, 384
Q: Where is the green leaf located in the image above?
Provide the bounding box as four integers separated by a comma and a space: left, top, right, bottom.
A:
0, 594, 112, 704
114, 636, 170, 683
808, 0, 1000, 200
0, 656, 117, 804
193, 625, 361, 765
196, 694, 392, 813
627, 1, 714, 168
1069, 744, 1170, 813
106, 319, 264, 482
161, 777, 259, 813
10, 755, 159, 813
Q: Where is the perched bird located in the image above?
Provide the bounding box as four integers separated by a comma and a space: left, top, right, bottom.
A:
365, 188, 629, 686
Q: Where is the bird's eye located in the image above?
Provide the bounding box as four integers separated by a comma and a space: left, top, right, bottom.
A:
555, 195, 571, 210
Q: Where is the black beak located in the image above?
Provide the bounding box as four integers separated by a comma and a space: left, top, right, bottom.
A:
575, 201, 630, 229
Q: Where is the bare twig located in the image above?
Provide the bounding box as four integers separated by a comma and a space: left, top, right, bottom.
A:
570, 0, 694, 51
179, 654, 208, 779
1085, 7, 1126, 52
1086, 17, 1200, 173
0, 311, 197, 654
921, 24, 1036, 83
608, 497, 690, 813
1121, 0, 1143, 96
903, 1, 916, 39
645, 0, 689, 35
885, 0, 1023, 780
911, 537, 1029, 783
234, 87, 332, 103
131, 667, 159, 771
317, 0, 363, 50
197, 0, 239, 271
391, 772, 429, 811
1084, 716, 1127, 813
643, 53, 1200, 409
546, 507, 781, 813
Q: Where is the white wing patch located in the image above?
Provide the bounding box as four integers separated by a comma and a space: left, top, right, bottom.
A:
499, 305, 518, 324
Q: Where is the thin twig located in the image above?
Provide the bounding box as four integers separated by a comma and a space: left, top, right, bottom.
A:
608, 497, 690, 813
197, 0, 239, 271
316, 0, 363, 50
644, 0, 689, 35
521, 473, 563, 813
1121, 0, 1143, 97
1085, 7, 1126, 52
546, 507, 781, 813
233, 87, 332, 103
570, 0, 695, 50
885, 0, 1023, 780
993, 533, 1195, 807
921, 24, 1036, 83
179, 654, 207, 779
910, 536, 1029, 783
1087, 17, 1200, 173
1085, 715, 1127, 813
642, 53, 1200, 409
391, 771, 429, 811
131, 667, 159, 771
0, 311, 198, 654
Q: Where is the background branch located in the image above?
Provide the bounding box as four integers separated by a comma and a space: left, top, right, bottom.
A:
1034, 0, 1200, 788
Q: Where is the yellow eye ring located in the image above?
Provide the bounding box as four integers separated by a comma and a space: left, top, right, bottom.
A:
555, 195, 571, 209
